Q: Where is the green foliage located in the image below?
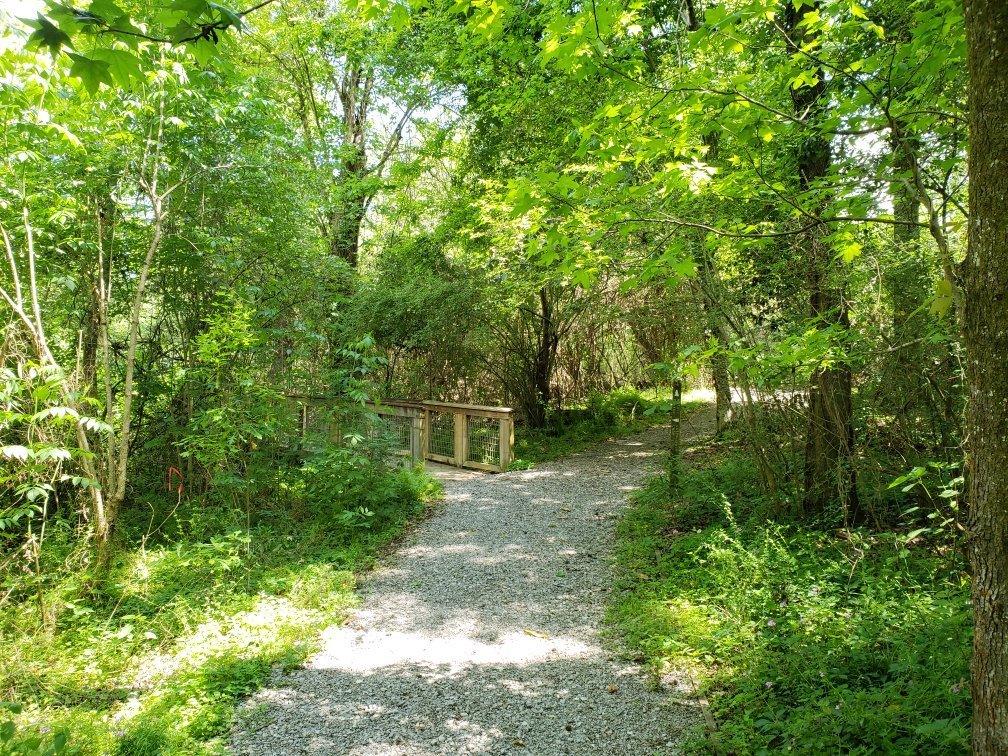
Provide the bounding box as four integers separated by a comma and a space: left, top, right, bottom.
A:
510, 387, 696, 468
0, 465, 438, 754
610, 443, 971, 754
0, 703, 77, 755
0, 0, 986, 749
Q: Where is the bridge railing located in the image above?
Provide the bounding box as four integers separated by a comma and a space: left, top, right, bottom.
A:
366, 399, 514, 473
364, 400, 425, 461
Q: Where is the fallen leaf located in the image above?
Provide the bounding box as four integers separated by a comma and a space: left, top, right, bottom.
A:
524, 628, 550, 639
512, 739, 526, 747
607, 684, 619, 694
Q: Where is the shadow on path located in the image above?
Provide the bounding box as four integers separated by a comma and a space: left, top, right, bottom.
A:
233, 420, 711, 755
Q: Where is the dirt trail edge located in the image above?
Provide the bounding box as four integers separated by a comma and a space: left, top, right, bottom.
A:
232, 409, 713, 755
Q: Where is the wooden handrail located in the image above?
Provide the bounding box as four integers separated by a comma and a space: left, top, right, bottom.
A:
421, 400, 513, 419
298, 395, 514, 472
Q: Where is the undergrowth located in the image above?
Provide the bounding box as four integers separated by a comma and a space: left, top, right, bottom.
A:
511, 387, 701, 468
0, 465, 438, 755
609, 438, 972, 754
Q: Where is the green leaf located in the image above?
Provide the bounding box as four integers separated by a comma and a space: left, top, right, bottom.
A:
389, 2, 410, 29
190, 37, 219, 66
169, 20, 200, 42
790, 69, 820, 90
88, 0, 125, 20
91, 48, 144, 86
839, 239, 862, 263
929, 278, 954, 317
209, 2, 243, 30
68, 53, 112, 94
672, 256, 698, 279
171, 0, 210, 12
24, 14, 73, 54
704, 5, 727, 24
1, 445, 33, 461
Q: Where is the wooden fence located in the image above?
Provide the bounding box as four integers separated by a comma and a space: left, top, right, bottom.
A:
365, 399, 514, 473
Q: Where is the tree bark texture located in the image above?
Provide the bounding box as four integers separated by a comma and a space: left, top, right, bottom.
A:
963, 0, 1008, 750
528, 287, 559, 429
329, 65, 373, 267
883, 127, 941, 431
786, 0, 859, 521
888, 129, 925, 326
669, 378, 682, 490
699, 131, 734, 435
700, 282, 733, 434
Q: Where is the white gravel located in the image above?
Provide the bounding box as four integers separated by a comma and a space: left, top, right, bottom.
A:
232, 420, 707, 755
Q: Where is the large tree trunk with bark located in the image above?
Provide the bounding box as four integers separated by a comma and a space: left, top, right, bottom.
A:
329, 65, 372, 267
700, 283, 733, 434
888, 130, 925, 330
802, 254, 858, 519
528, 287, 559, 429
697, 131, 734, 435
328, 183, 367, 267
786, 0, 860, 521
963, 0, 1008, 750
883, 127, 939, 433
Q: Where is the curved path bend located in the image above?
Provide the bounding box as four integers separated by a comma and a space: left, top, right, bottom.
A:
233, 415, 710, 755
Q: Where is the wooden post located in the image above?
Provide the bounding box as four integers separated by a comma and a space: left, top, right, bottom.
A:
411, 409, 423, 464
499, 414, 513, 472
421, 408, 430, 463
453, 411, 466, 468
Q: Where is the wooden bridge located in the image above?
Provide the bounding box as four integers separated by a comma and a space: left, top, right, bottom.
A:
365, 400, 514, 473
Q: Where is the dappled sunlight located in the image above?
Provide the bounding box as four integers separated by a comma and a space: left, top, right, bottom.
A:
401, 542, 482, 558
234, 423, 700, 754
127, 595, 321, 695
238, 654, 686, 755
513, 469, 558, 481
312, 627, 596, 674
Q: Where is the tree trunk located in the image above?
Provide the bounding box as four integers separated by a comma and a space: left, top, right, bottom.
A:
329, 65, 372, 267
883, 127, 933, 427
528, 287, 558, 429
711, 350, 732, 433
700, 281, 733, 434
888, 128, 924, 329
328, 185, 366, 267
963, 0, 1008, 750
786, 0, 859, 521
668, 378, 682, 490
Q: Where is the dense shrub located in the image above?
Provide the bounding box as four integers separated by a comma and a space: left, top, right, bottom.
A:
0, 462, 438, 754
610, 443, 971, 754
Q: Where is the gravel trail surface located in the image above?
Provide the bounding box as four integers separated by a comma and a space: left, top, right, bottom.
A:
232, 416, 710, 755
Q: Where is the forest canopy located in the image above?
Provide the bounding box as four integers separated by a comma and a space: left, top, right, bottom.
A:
0, 0, 1006, 752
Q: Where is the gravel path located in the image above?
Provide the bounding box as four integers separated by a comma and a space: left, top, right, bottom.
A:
232, 413, 711, 755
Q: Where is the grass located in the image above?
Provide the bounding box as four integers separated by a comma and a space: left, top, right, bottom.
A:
609, 435, 972, 755
510, 387, 703, 469
0, 465, 439, 755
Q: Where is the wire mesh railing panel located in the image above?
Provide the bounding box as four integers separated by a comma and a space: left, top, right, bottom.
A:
298, 403, 336, 444
466, 415, 500, 467
428, 411, 454, 458
370, 413, 412, 455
